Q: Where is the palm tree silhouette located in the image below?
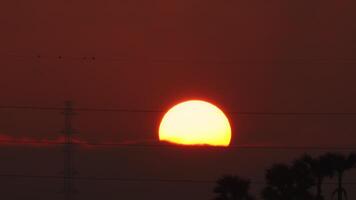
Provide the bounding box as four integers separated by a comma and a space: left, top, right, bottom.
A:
323, 153, 356, 200
214, 175, 254, 200
262, 164, 294, 200
299, 154, 334, 200
292, 159, 315, 200
262, 163, 314, 200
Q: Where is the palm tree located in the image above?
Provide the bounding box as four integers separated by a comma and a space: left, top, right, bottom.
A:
299, 154, 334, 200
262, 164, 295, 200
323, 153, 356, 200
292, 159, 315, 200
262, 163, 314, 200
214, 175, 254, 200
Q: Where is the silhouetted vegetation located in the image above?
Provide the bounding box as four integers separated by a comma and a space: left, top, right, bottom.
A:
214, 152, 356, 200
298, 154, 334, 200
262, 161, 314, 200
324, 153, 356, 200
214, 175, 254, 200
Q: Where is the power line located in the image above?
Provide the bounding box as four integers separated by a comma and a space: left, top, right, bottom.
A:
75, 107, 161, 113
2, 53, 356, 64
0, 139, 355, 150
0, 174, 214, 183
0, 106, 161, 113
2, 105, 356, 116
0, 106, 64, 111
1, 174, 356, 185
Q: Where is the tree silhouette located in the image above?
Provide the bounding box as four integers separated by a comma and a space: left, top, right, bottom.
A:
214, 175, 254, 200
262, 162, 314, 200
262, 164, 294, 200
292, 159, 315, 199
299, 154, 334, 200
323, 153, 356, 200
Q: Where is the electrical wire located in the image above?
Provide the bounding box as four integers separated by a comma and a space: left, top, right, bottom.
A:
2, 53, 356, 64
1, 174, 356, 185
0, 139, 355, 150
1, 106, 356, 116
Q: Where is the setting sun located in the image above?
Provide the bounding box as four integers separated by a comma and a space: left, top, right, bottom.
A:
159, 100, 231, 146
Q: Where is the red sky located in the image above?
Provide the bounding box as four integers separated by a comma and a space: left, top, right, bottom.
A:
1, 0, 356, 199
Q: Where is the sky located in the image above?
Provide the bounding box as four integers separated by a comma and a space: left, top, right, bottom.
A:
1, 0, 356, 199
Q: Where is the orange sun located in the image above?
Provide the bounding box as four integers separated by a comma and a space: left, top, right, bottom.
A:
159, 100, 231, 146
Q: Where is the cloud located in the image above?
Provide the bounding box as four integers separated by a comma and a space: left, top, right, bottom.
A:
0, 134, 171, 149
0, 134, 88, 148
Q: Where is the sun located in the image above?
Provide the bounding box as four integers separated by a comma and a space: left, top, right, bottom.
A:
159, 100, 231, 146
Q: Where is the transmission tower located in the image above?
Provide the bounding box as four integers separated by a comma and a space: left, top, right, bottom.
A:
61, 101, 77, 200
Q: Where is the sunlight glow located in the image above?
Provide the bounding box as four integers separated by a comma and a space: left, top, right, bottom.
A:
159, 100, 231, 146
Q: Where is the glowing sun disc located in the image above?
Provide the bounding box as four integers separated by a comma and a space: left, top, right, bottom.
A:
159, 100, 231, 146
